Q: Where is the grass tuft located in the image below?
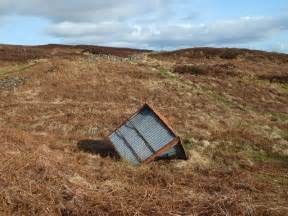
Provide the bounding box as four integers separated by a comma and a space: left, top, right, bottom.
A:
158, 67, 176, 79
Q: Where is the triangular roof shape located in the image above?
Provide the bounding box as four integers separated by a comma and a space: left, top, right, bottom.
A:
109, 104, 187, 165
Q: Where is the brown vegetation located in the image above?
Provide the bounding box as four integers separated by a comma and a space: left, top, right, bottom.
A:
173, 63, 238, 77
0, 45, 287, 215
0, 44, 148, 62
150, 47, 288, 63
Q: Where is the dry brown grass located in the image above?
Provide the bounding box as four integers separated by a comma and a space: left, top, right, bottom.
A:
0, 45, 287, 215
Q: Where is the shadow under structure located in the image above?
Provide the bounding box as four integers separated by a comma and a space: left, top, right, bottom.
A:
77, 139, 119, 159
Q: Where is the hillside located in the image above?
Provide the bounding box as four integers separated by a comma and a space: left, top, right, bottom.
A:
0, 45, 287, 215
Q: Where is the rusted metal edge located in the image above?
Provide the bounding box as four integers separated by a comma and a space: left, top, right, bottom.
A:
108, 103, 188, 163
109, 103, 177, 138
144, 103, 177, 136
143, 104, 188, 161
143, 137, 180, 164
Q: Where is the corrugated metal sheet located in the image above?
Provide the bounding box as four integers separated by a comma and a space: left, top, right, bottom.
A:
109, 104, 187, 165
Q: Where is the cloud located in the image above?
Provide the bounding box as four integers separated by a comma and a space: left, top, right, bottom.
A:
47, 16, 288, 49
48, 21, 131, 38
0, 1, 287, 50
0, 0, 174, 22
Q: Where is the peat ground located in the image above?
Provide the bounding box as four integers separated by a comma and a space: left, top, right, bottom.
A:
0, 45, 287, 215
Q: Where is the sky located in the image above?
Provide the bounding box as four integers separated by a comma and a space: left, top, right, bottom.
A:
0, 0, 287, 52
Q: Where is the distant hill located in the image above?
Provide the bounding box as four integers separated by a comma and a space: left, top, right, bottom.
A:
0, 44, 151, 62
150, 47, 288, 63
